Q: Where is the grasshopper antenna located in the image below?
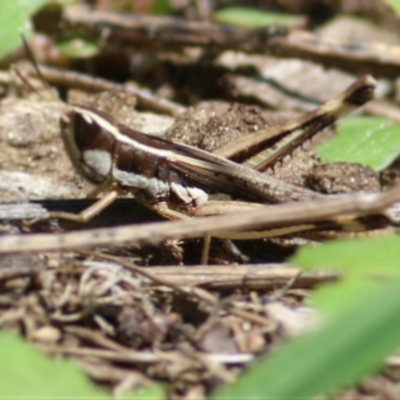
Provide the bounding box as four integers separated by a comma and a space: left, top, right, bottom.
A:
12, 33, 55, 99
12, 64, 37, 94
20, 33, 52, 91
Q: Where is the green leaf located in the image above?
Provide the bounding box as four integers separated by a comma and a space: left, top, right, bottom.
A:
0, 0, 73, 60
213, 7, 304, 28
291, 235, 400, 279
57, 37, 100, 58
151, 0, 171, 15
0, 330, 162, 398
0, 0, 45, 59
381, 0, 400, 16
311, 278, 382, 320
291, 235, 400, 317
212, 275, 400, 399
317, 116, 400, 171
0, 331, 108, 397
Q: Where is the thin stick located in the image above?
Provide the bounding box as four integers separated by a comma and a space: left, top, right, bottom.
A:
34, 5, 400, 77
35, 344, 254, 365
26, 65, 185, 116
144, 264, 338, 290
88, 252, 218, 306
0, 186, 399, 255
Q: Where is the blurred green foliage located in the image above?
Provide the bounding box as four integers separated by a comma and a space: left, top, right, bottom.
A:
318, 116, 400, 171
0, 0, 73, 59
214, 235, 400, 399
213, 7, 304, 28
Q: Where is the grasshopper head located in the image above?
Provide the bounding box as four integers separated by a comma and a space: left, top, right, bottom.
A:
60, 105, 117, 184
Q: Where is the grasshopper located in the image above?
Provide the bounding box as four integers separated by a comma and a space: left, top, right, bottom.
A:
57, 75, 379, 228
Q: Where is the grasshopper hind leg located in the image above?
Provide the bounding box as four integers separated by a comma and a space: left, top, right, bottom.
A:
25, 190, 118, 226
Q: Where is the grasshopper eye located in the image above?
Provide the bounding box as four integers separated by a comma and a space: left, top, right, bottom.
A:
60, 108, 115, 184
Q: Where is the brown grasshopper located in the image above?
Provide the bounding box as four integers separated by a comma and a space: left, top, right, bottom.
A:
57, 74, 378, 229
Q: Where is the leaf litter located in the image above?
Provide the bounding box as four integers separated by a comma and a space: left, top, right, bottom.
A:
1, 1, 400, 399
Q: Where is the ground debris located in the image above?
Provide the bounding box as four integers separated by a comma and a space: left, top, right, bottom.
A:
0, 251, 327, 397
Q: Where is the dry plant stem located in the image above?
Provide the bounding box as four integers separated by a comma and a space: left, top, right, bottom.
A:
1, 187, 399, 255
178, 346, 237, 384
35, 344, 254, 365
64, 326, 133, 352
365, 100, 400, 123
25, 65, 185, 116
0, 265, 40, 282
230, 308, 273, 326
77, 361, 148, 390
88, 254, 275, 326
40, 4, 287, 53
88, 252, 218, 306
146, 264, 338, 290
266, 271, 303, 302
35, 5, 400, 77
201, 234, 212, 265
34, 344, 173, 364
272, 30, 400, 78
